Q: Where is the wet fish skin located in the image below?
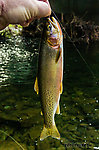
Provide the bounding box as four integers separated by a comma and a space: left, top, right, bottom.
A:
34, 17, 63, 140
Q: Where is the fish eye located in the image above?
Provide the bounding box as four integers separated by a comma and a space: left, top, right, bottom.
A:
48, 24, 52, 31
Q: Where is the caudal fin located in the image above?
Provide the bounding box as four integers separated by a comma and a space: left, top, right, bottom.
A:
40, 124, 60, 141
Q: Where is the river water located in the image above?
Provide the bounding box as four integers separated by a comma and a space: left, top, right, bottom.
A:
0, 31, 99, 150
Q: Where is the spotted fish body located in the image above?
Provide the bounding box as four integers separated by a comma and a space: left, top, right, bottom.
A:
34, 17, 63, 140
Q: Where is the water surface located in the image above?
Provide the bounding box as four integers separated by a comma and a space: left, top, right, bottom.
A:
0, 34, 99, 150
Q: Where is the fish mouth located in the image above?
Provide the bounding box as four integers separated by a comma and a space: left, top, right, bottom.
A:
46, 16, 62, 48
47, 17, 59, 31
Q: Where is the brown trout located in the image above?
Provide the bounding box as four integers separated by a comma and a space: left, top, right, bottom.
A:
34, 16, 63, 141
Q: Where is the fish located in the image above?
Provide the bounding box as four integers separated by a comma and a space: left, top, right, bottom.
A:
34, 16, 63, 141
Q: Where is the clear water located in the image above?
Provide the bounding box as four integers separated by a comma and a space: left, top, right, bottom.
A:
0, 34, 99, 150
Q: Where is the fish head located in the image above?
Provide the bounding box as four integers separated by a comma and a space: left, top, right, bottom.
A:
46, 17, 62, 48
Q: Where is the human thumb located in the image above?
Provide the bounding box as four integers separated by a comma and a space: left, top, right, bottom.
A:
36, 0, 51, 18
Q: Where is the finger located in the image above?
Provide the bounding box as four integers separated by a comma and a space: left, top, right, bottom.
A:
38, 0, 50, 5
37, 0, 51, 18
20, 17, 33, 27
0, 17, 8, 30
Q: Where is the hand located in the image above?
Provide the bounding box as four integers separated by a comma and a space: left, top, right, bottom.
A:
0, 0, 51, 30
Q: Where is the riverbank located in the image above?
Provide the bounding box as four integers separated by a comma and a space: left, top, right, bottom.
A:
0, 15, 99, 44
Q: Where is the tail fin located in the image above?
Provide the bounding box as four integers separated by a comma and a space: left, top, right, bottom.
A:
40, 124, 60, 141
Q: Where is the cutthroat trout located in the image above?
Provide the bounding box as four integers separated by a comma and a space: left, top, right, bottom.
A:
34, 16, 63, 141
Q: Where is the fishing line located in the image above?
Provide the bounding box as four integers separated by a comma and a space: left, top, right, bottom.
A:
51, 9, 98, 83
0, 130, 25, 150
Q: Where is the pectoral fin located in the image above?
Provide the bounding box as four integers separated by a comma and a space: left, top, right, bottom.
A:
56, 104, 60, 114
34, 77, 39, 94
55, 47, 62, 63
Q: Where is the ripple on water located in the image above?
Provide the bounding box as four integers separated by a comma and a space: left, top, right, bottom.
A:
0, 36, 39, 86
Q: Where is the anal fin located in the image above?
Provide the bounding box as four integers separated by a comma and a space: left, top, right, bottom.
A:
56, 104, 60, 114
60, 81, 63, 94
